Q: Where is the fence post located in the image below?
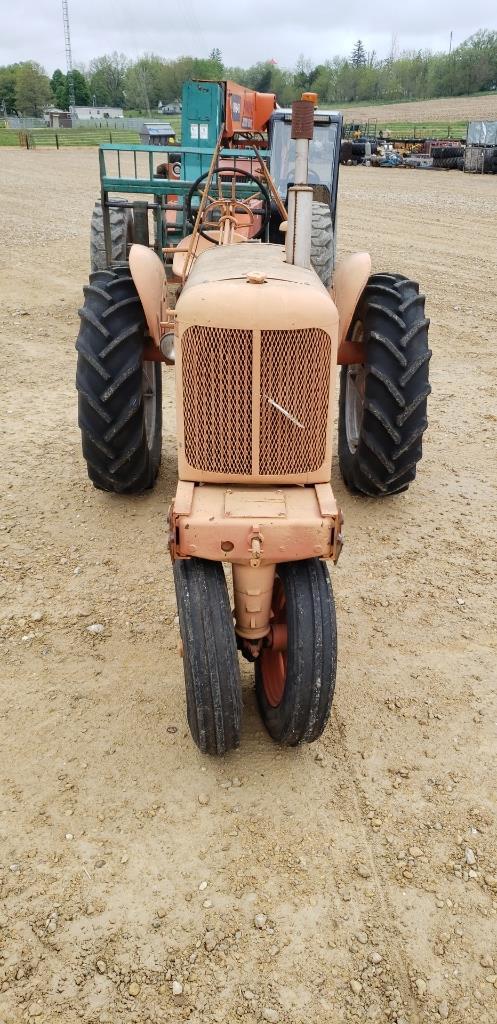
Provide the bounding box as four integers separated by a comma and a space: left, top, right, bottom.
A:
109, 131, 112, 143
56, 133, 59, 150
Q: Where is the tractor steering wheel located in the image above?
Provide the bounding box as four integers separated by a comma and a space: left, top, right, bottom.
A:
185, 166, 272, 243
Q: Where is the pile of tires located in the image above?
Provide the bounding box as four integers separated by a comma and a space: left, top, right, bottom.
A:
340, 140, 353, 163
435, 156, 464, 170
432, 145, 464, 171
350, 140, 378, 159
432, 144, 463, 159
341, 139, 379, 164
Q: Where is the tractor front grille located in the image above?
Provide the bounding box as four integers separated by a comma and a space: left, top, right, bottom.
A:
181, 325, 331, 478
182, 326, 253, 475
259, 328, 331, 475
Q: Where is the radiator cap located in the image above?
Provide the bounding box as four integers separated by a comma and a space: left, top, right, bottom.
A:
246, 271, 267, 284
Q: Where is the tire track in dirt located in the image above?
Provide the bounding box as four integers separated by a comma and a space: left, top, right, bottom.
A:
333, 705, 422, 1023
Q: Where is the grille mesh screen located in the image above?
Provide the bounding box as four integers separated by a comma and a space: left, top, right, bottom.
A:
259, 328, 331, 475
182, 326, 252, 475
181, 325, 331, 476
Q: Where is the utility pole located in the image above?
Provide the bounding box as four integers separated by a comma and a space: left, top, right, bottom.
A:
449, 31, 453, 96
62, 0, 76, 112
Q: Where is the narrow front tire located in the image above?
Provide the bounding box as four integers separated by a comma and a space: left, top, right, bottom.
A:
173, 559, 242, 756
255, 560, 337, 746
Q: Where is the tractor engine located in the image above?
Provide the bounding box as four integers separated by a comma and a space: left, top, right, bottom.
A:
174, 243, 339, 485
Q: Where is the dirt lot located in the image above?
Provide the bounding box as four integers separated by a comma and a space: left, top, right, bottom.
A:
344, 93, 497, 123
0, 149, 496, 1024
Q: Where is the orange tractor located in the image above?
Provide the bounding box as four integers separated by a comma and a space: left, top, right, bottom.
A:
76, 80, 431, 753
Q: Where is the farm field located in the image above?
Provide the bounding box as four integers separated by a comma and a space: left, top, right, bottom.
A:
0, 149, 497, 1024
342, 91, 497, 123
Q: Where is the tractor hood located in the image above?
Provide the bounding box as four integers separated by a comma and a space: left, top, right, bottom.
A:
174, 241, 340, 487
175, 242, 339, 335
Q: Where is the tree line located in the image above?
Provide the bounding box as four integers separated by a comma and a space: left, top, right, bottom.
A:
1, 31, 496, 118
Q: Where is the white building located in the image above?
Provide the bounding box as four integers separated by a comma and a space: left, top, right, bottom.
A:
73, 106, 124, 120
158, 100, 182, 114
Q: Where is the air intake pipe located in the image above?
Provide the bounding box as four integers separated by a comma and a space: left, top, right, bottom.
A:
285, 95, 315, 269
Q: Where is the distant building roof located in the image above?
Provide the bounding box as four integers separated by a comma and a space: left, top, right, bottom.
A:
73, 105, 124, 115
141, 122, 176, 136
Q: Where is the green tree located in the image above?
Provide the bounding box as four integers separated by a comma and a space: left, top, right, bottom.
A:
0, 64, 20, 114
124, 57, 162, 111
310, 57, 347, 103
455, 30, 497, 93
426, 53, 452, 97
192, 56, 224, 80
245, 61, 273, 93
50, 68, 90, 108
15, 62, 52, 116
294, 54, 315, 91
205, 49, 224, 79
71, 70, 91, 105
51, 68, 65, 106
88, 53, 128, 106
351, 40, 367, 68
7, 31, 494, 122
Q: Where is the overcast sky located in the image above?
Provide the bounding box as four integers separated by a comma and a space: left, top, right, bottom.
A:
1, 0, 494, 73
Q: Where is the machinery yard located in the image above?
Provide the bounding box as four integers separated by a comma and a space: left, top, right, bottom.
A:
1, 145, 497, 1024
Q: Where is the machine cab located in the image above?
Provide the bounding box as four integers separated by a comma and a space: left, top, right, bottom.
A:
269, 109, 342, 235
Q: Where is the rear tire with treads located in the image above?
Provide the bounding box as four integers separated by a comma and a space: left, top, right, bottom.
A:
310, 201, 334, 288
90, 201, 133, 272
338, 273, 431, 496
76, 266, 162, 493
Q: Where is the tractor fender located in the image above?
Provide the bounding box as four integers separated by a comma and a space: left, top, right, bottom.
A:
129, 244, 166, 346
332, 252, 371, 347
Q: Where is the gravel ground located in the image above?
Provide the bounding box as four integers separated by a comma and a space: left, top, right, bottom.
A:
0, 149, 496, 1024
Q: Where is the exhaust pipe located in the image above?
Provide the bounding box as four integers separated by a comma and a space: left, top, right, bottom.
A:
285, 96, 315, 269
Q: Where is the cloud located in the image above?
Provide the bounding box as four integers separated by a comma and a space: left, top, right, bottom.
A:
0, 0, 492, 72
